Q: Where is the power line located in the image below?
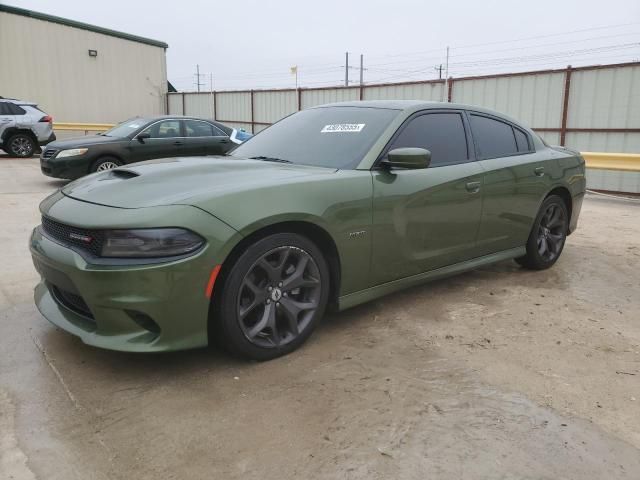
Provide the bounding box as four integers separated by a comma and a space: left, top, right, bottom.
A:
364, 21, 640, 62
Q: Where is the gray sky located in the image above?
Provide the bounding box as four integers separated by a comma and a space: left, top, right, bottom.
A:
6, 0, 640, 91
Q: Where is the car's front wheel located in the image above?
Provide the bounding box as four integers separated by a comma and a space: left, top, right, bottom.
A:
215, 233, 330, 360
91, 156, 122, 173
6, 133, 36, 157
516, 195, 569, 270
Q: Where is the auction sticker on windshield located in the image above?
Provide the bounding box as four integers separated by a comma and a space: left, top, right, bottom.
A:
321, 124, 365, 133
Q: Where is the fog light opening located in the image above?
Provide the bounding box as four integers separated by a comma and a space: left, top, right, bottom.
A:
125, 310, 161, 335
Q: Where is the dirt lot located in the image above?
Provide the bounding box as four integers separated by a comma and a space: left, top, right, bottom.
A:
1, 157, 639, 480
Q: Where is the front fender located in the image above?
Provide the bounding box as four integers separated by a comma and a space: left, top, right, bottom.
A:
198, 171, 374, 295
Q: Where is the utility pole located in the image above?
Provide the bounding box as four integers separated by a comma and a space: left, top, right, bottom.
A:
444, 47, 450, 102
194, 64, 205, 92
435, 64, 443, 79
345, 52, 349, 87
209, 73, 214, 118
359, 54, 364, 86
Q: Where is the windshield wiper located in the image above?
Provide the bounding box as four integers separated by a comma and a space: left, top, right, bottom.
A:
249, 156, 292, 164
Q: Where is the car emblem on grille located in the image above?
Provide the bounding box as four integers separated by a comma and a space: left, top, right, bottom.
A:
69, 232, 93, 243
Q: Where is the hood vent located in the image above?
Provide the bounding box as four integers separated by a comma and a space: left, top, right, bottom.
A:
108, 169, 139, 179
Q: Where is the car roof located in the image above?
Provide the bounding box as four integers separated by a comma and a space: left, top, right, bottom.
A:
139, 115, 218, 121
310, 100, 529, 129
124, 116, 234, 134
0, 97, 36, 105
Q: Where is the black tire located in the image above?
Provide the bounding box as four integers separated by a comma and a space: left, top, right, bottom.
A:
214, 233, 330, 361
516, 195, 569, 270
90, 156, 122, 173
6, 133, 36, 158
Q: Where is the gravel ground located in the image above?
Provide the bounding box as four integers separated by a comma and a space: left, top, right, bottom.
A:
1, 157, 639, 480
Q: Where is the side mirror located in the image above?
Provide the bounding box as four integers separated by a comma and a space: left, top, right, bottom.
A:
383, 147, 431, 170
137, 132, 151, 143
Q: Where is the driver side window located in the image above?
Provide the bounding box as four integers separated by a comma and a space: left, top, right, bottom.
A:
142, 120, 181, 139
388, 113, 468, 167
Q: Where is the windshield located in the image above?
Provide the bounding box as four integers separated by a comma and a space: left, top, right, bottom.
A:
102, 118, 148, 137
230, 106, 400, 169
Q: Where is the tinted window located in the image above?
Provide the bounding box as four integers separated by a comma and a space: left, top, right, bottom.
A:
0, 103, 10, 115
185, 120, 215, 137
212, 121, 233, 136
8, 104, 26, 115
514, 127, 530, 152
231, 106, 400, 169
470, 114, 518, 158
142, 120, 181, 139
387, 113, 468, 167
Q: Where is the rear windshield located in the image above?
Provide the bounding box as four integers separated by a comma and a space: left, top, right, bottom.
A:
212, 121, 233, 136
230, 106, 400, 169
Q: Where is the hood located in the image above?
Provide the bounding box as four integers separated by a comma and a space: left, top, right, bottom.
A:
47, 134, 125, 149
61, 156, 337, 208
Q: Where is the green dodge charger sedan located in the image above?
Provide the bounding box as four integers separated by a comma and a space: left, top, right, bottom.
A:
30, 101, 585, 360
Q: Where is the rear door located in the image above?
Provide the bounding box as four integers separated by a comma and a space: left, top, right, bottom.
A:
371, 110, 484, 285
182, 119, 230, 156
468, 113, 549, 255
127, 119, 184, 162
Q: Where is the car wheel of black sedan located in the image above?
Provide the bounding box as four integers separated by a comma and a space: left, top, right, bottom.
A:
516, 195, 569, 270
215, 233, 330, 361
6, 133, 36, 157
91, 156, 122, 173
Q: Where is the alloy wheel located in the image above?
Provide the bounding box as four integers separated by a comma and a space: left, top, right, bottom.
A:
537, 203, 567, 262
96, 161, 120, 171
237, 246, 321, 348
10, 137, 33, 156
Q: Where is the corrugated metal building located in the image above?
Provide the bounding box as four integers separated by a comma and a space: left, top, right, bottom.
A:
0, 5, 168, 124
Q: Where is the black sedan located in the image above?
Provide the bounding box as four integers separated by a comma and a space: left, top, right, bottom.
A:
40, 116, 252, 179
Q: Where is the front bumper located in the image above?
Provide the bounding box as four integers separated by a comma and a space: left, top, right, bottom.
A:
40, 154, 90, 180
30, 199, 240, 352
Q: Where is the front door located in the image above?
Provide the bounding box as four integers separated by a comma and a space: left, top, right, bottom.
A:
371, 111, 483, 285
127, 119, 184, 163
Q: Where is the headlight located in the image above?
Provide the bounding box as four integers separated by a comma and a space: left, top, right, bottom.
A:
57, 148, 88, 158
100, 228, 205, 258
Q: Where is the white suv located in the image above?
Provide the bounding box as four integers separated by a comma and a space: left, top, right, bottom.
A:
0, 97, 55, 157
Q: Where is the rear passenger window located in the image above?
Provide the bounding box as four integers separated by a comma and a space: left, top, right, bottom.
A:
470, 114, 518, 158
9, 104, 26, 115
514, 127, 531, 152
387, 113, 468, 167
185, 120, 215, 137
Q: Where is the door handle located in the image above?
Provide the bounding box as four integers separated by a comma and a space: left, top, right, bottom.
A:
173, 141, 184, 146
465, 181, 481, 193
534, 166, 545, 177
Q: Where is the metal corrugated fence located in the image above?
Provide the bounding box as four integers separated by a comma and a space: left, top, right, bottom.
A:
159, 62, 638, 193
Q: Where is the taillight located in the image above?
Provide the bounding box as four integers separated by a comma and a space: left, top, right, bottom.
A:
39, 115, 52, 123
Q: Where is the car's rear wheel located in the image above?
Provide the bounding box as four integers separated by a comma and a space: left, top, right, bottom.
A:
516, 195, 569, 270
91, 156, 122, 173
6, 133, 36, 157
215, 233, 330, 360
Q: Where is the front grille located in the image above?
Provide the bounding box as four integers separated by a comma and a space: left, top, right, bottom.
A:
42, 148, 57, 159
41, 216, 104, 257
50, 284, 95, 320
